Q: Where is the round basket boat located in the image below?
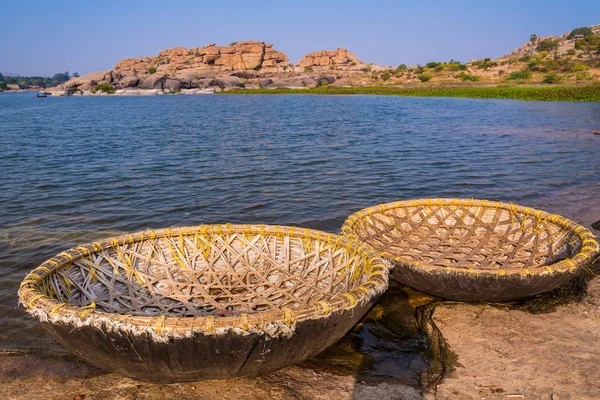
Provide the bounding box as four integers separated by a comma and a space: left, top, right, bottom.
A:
341, 199, 599, 302
19, 224, 388, 382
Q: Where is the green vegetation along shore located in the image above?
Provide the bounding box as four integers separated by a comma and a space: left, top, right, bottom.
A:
218, 85, 600, 102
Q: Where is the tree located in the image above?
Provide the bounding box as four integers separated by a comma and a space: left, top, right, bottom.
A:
530, 34, 537, 55
52, 72, 70, 84
536, 39, 560, 52
575, 35, 600, 54
72, 72, 80, 77
568, 27, 594, 40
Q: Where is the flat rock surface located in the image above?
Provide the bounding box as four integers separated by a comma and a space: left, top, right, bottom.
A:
428, 278, 600, 400
0, 351, 421, 400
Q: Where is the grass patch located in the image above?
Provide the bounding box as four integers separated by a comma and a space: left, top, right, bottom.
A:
217, 85, 600, 102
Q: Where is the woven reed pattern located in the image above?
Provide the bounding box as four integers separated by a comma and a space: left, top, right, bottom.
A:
342, 199, 598, 276
19, 225, 387, 336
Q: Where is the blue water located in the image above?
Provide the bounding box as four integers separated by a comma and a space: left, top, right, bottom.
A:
1, 92, 599, 379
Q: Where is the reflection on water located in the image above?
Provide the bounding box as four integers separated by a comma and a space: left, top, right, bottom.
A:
1, 93, 599, 382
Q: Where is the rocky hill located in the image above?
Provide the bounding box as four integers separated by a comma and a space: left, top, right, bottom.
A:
296, 48, 359, 68
502, 24, 600, 59
114, 41, 289, 75
51, 23, 600, 96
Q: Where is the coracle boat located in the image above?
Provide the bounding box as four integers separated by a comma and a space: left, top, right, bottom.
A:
19, 224, 388, 382
342, 198, 599, 302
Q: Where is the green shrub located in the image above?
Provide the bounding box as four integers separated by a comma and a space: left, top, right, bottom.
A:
567, 49, 576, 55
505, 71, 532, 80
381, 71, 391, 81
229, 42, 238, 46
361, 66, 371, 73
570, 64, 589, 72
542, 60, 560, 71
542, 74, 563, 84
519, 55, 532, 62
418, 74, 432, 82
92, 83, 115, 94
329, 64, 335, 70
304, 66, 314, 73
576, 72, 592, 81
397, 64, 407, 71
426, 61, 441, 68
536, 51, 549, 59
350, 61, 357, 66
147, 67, 157, 74
568, 27, 593, 40
536, 39, 560, 52
371, 73, 379, 81
458, 72, 481, 81
447, 63, 467, 71
433, 65, 444, 72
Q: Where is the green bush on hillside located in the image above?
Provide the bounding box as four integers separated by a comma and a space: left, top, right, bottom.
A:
542, 74, 563, 84
505, 71, 532, 81
92, 83, 115, 94
381, 71, 391, 81
418, 74, 432, 82
147, 67, 157, 74
536, 39, 560, 52
304, 66, 314, 73
397, 64, 408, 71
458, 72, 481, 82
570, 64, 589, 72
575, 35, 600, 54
426, 61, 441, 68
433, 65, 444, 72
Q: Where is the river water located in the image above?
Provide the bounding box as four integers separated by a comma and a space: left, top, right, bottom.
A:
1, 92, 599, 384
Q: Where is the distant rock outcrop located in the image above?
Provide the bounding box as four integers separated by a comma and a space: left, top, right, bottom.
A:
296, 48, 359, 67
114, 41, 289, 75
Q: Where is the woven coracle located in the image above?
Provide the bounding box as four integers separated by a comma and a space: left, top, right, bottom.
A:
342, 199, 599, 302
19, 224, 388, 382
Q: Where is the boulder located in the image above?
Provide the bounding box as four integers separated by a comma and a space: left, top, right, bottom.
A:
165, 79, 182, 92
231, 71, 259, 79
80, 70, 111, 85
297, 48, 359, 67
141, 74, 167, 89
259, 79, 273, 88
315, 75, 335, 86
190, 79, 211, 89
209, 76, 244, 89
119, 75, 140, 88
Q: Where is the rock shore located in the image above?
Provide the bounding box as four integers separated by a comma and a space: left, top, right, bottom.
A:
47, 41, 376, 96
425, 275, 600, 400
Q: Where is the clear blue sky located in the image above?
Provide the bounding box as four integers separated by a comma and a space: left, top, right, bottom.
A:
2, 0, 599, 76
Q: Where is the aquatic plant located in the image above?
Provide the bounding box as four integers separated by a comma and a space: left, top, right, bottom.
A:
219, 85, 600, 102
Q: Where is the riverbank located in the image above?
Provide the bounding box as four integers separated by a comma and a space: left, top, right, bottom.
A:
219, 85, 600, 102
427, 271, 600, 400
